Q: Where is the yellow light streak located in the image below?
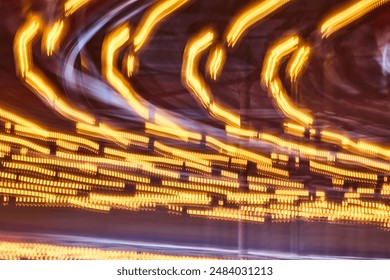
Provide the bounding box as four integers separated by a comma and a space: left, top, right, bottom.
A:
0, 186, 57, 201
0, 171, 18, 180
102, 24, 149, 120
257, 163, 289, 178
126, 53, 137, 77
226, 0, 291, 47
336, 153, 390, 173
14, 15, 41, 78
25, 72, 94, 124
0, 108, 43, 133
206, 45, 226, 80
0, 181, 78, 196
321, 130, 390, 159
14, 15, 95, 125
64, 0, 92, 17
13, 125, 99, 153
309, 160, 378, 182
188, 208, 265, 223
182, 29, 240, 127
153, 141, 210, 166
102, 24, 181, 130
261, 35, 313, 126
162, 180, 231, 195
283, 122, 306, 137
183, 30, 213, 107
57, 172, 125, 188
248, 176, 304, 188
133, 0, 190, 52
3, 162, 56, 177
320, 0, 390, 38
98, 169, 150, 184
19, 176, 91, 190
205, 136, 272, 165
68, 196, 111, 212
0, 143, 11, 155
55, 151, 146, 170
89, 151, 182, 180
287, 45, 311, 82
225, 125, 258, 138
76, 123, 129, 147
43, 20, 65, 55
221, 170, 238, 180
11, 155, 97, 174
188, 176, 239, 188
145, 122, 201, 142
0, 134, 50, 154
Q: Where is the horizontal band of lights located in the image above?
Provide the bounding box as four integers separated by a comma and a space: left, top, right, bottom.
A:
105, 147, 212, 174
11, 155, 97, 173
0, 241, 216, 260
226, 125, 390, 173
3, 162, 56, 177
19, 176, 91, 190
0, 181, 78, 195
14, 125, 100, 153
309, 161, 378, 183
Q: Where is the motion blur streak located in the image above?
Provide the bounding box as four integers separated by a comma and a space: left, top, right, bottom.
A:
43, 20, 65, 56
14, 14, 41, 78
133, 0, 190, 53
102, 24, 149, 120
64, 0, 92, 17
126, 53, 136, 77
226, 0, 291, 47
2, 0, 390, 260
262, 35, 313, 126
287, 45, 311, 82
206, 45, 226, 80
182, 29, 240, 127
14, 15, 95, 125
102, 23, 183, 132
320, 0, 390, 38
262, 36, 299, 84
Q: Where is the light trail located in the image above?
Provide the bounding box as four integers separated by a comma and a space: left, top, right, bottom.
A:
261, 35, 314, 127
133, 0, 190, 53
287, 45, 311, 82
14, 14, 95, 125
182, 29, 241, 127
64, 0, 93, 17
320, 0, 390, 38
42, 19, 65, 56
226, 0, 291, 47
